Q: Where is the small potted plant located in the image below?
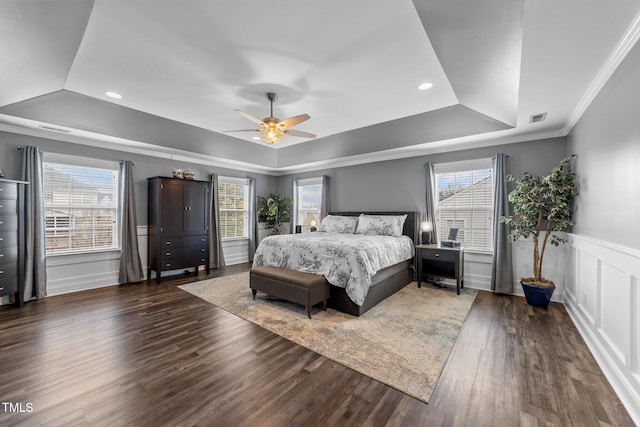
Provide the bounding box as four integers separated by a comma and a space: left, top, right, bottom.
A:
500, 157, 577, 307
257, 193, 291, 235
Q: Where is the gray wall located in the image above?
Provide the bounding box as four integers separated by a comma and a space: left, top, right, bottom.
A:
0, 131, 277, 225
567, 39, 640, 250
275, 137, 567, 217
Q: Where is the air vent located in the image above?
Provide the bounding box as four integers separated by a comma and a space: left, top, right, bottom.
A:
529, 112, 547, 123
38, 125, 71, 133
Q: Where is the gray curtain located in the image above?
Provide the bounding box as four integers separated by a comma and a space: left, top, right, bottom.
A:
209, 173, 225, 268
425, 162, 438, 243
21, 146, 47, 301
490, 153, 514, 293
118, 161, 143, 283
320, 175, 330, 218
248, 177, 258, 261
291, 178, 299, 230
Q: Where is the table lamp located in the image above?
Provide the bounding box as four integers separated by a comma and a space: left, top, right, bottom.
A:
420, 221, 433, 245
309, 218, 318, 232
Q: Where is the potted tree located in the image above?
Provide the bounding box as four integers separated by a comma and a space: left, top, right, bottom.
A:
257, 193, 291, 236
501, 157, 577, 307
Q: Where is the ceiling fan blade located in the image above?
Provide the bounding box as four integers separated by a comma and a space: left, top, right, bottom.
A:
235, 109, 265, 126
284, 129, 316, 138
277, 114, 310, 129
224, 128, 260, 133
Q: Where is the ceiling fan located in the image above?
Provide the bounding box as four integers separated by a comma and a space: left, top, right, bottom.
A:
225, 92, 316, 144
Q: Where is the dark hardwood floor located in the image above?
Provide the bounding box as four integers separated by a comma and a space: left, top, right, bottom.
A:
0, 264, 633, 426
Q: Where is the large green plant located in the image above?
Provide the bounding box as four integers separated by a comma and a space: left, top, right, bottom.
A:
500, 157, 577, 286
257, 193, 291, 234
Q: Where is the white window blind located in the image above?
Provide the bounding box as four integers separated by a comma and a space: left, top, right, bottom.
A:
43, 153, 120, 254
295, 177, 323, 233
218, 177, 249, 239
435, 159, 494, 252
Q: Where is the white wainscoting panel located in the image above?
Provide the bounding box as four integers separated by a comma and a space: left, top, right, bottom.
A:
510, 236, 567, 302
47, 250, 121, 296
564, 233, 640, 424
223, 238, 249, 265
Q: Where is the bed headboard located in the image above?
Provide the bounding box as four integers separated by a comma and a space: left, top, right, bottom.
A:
327, 211, 419, 244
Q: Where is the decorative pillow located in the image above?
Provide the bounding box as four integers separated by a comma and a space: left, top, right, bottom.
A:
317, 215, 359, 233
355, 214, 406, 237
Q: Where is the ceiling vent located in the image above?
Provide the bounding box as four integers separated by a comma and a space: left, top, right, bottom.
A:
529, 112, 547, 123
38, 124, 71, 133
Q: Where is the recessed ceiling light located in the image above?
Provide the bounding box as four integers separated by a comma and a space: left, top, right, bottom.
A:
252, 136, 261, 140
418, 82, 433, 91
105, 91, 122, 99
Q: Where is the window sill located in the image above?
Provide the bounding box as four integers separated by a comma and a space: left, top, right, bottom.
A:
222, 237, 249, 243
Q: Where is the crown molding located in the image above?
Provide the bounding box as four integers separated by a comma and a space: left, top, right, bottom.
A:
0, 117, 280, 175
564, 12, 640, 134
0, 115, 567, 177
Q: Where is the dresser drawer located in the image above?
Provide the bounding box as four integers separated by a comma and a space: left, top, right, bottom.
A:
0, 182, 18, 199
0, 275, 18, 297
0, 198, 17, 214
160, 256, 207, 271
0, 261, 17, 282
0, 245, 18, 264
160, 235, 208, 249
0, 215, 18, 231
0, 231, 18, 248
161, 246, 207, 260
419, 248, 458, 263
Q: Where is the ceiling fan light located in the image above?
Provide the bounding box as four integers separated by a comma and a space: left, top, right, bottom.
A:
259, 124, 284, 144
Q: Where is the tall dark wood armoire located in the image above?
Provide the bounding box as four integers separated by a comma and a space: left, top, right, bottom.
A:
147, 177, 210, 283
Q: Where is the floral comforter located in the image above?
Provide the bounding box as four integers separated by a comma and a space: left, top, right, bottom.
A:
252, 232, 414, 306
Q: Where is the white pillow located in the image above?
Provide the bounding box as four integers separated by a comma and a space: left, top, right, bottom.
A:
317, 215, 359, 233
355, 214, 405, 237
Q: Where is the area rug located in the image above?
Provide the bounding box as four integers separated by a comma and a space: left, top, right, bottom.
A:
179, 272, 477, 403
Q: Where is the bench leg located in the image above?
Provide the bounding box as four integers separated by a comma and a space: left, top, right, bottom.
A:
306, 306, 312, 319
322, 299, 327, 311
252, 289, 257, 300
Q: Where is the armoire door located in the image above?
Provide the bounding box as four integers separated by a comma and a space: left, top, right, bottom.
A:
186, 181, 209, 236
160, 179, 186, 236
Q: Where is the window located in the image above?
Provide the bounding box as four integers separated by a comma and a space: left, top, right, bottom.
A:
295, 177, 323, 233
218, 177, 249, 239
43, 153, 120, 254
435, 159, 493, 252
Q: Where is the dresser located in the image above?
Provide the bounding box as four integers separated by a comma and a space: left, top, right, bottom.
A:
0, 179, 27, 306
147, 177, 210, 283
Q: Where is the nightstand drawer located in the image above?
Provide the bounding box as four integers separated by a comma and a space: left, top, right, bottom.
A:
160, 257, 207, 271
419, 249, 458, 263
0, 182, 18, 199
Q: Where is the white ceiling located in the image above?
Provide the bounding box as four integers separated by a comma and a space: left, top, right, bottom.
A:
1, 0, 640, 171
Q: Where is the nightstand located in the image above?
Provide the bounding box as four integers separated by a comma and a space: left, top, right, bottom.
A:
415, 244, 464, 295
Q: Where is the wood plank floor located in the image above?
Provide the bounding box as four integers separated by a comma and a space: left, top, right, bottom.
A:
0, 264, 633, 426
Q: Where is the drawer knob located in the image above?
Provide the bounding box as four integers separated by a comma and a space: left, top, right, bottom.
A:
0, 287, 3, 291
0, 270, 3, 274
166, 263, 171, 267
201, 238, 205, 242
435, 253, 440, 257
165, 252, 171, 256
165, 241, 171, 245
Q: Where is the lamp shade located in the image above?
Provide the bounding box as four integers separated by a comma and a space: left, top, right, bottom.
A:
309, 219, 318, 228
420, 221, 433, 232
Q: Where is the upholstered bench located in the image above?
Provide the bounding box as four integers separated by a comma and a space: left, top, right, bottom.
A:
250, 266, 330, 319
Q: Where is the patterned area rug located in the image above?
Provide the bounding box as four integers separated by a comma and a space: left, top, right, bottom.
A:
180, 272, 477, 403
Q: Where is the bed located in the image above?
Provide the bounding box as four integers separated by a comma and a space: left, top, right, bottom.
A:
252, 211, 418, 316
